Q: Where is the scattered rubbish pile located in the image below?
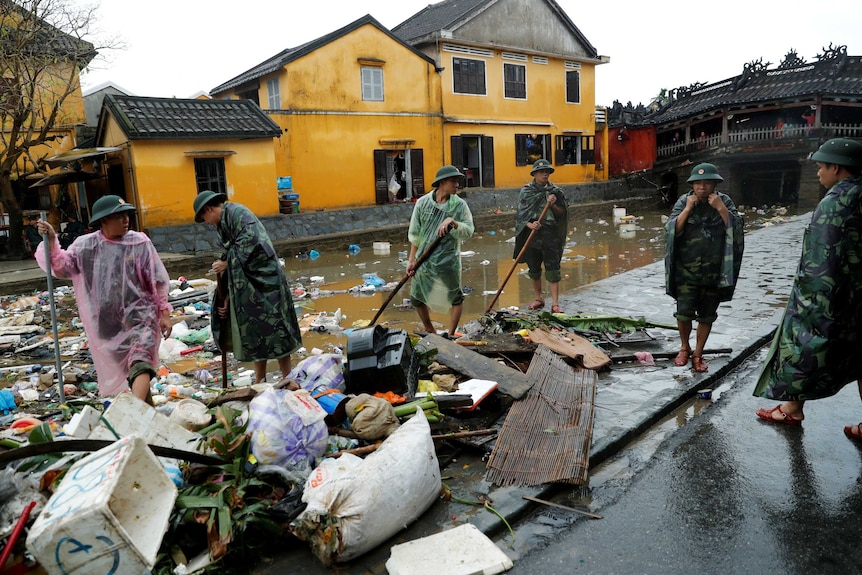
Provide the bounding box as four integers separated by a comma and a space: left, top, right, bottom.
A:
0, 262, 697, 573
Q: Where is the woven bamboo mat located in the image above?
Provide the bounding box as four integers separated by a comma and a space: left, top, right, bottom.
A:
484, 345, 596, 486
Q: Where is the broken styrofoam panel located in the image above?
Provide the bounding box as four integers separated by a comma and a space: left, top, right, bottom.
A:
385, 523, 513, 575
88, 392, 203, 452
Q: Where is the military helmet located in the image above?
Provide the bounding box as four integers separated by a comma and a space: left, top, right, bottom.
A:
432, 165, 465, 188
809, 138, 862, 168
90, 195, 136, 225
686, 162, 724, 183
530, 158, 555, 175
193, 190, 228, 222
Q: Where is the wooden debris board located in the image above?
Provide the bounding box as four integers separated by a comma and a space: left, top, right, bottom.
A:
485, 345, 596, 487
528, 327, 612, 370
416, 334, 533, 399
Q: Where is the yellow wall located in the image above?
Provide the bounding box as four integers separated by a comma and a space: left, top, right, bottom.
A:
439, 52, 602, 188
100, 115, 279, 229
252, 23, 444, 209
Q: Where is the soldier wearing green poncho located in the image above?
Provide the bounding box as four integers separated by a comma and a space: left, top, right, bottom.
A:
755, 138, 862, 436
407, 165, 474, 336
665, 163, 744, 373
193, 191, 302, 383
514, 159, 568, 313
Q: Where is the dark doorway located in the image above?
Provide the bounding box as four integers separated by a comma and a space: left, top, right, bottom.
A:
450, 135, 495, 188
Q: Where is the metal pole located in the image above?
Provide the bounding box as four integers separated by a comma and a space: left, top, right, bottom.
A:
40, 211, 65, 405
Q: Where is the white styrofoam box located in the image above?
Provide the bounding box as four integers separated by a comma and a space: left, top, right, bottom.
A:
386, 523, 514, 575
26, 436, 178, 575
89, 392, 202, 452
62, 405, 102, 438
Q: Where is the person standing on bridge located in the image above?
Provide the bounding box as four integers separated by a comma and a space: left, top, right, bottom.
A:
193, 190, 302, 383
754, 138, 862, 433
35, 195, 172, 405
665, 163, 744, 373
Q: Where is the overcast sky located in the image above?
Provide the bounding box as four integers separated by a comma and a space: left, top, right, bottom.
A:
75, 0, 861, 107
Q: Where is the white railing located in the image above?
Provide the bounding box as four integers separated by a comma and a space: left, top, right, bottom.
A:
657, 123, 862, 158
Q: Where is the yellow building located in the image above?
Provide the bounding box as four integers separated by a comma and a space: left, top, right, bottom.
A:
94, 95, 283, 230
210, 15, 444, 211
392, 0, 609, 188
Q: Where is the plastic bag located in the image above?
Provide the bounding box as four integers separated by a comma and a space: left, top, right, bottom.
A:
246, 388, 329, 483
288, 354, 345, 392
290, 410, 440, 565
345, 393, 399, 440
388, 175, 401, 194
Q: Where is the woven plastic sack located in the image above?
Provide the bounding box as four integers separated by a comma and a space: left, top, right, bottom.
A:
290, 409, 440, 565
288, 354, 345, 392
246, 388, 329, 483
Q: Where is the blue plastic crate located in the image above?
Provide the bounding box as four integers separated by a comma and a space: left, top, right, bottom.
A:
277, 176, 292, 190
280, 192, 300, 201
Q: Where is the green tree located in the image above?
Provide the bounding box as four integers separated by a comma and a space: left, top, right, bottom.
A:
0, 0, 99, 258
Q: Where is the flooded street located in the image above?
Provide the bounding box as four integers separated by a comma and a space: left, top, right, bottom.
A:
265, 198, 793, 352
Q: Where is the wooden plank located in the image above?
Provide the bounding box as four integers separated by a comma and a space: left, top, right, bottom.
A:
528, 328, 612, 370
415, 334, 533, 399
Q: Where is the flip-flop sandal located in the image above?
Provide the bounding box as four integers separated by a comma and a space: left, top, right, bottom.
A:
673, 349, 690, 367
528, 299, 545, 311
551, 304, 564, 314
756, 405, 803, 426
691, 355, 708, 373
844, 423, 862, 440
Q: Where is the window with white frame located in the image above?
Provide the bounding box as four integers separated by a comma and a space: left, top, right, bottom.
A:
566, 70, 580, 104
361, 67, 384, 101
453, 57, 486, 95
503, 63, 526, 99
266, 78, 280, 109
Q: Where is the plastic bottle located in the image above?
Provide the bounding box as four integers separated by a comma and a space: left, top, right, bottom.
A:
167, 385, 195, 398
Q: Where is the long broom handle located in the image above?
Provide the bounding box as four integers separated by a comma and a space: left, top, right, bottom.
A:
370, 223, 453, 326
40, 212, 65, 405
216, 272, 229, 389
484, 198, 554, 314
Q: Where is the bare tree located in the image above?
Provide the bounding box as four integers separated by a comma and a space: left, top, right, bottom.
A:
0, 0, 102, 258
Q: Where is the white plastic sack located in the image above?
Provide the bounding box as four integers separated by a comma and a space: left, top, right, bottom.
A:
290, 410, 441, 565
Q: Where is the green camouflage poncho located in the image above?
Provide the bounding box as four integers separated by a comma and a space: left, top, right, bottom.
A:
211, 202, 301, 362
408, 191, 474, 313
754, 176, 862, 400
512, 180, 567, 261
665, 191, 744, 302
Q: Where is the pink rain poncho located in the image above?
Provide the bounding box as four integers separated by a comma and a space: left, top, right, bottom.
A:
36, 231, 171, 396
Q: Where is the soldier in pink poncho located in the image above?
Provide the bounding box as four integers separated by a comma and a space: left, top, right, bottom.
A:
36, 196, 172, 404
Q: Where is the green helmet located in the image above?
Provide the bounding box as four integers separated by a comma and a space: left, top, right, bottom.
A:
90, 195, 136, 225
687, 162, 724, 183
432, 165, 465, 187
809, 138, 862, 168
530, 159, 555, 175
193, 190, 228, 222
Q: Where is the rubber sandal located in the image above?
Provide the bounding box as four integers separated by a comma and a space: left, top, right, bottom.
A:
528, 299, 545, 311
673, 349, 690, 367
551, 304, 563, 314
844, 423, 862, 440
756, 405, 803, 426
691, 355, 708, 373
